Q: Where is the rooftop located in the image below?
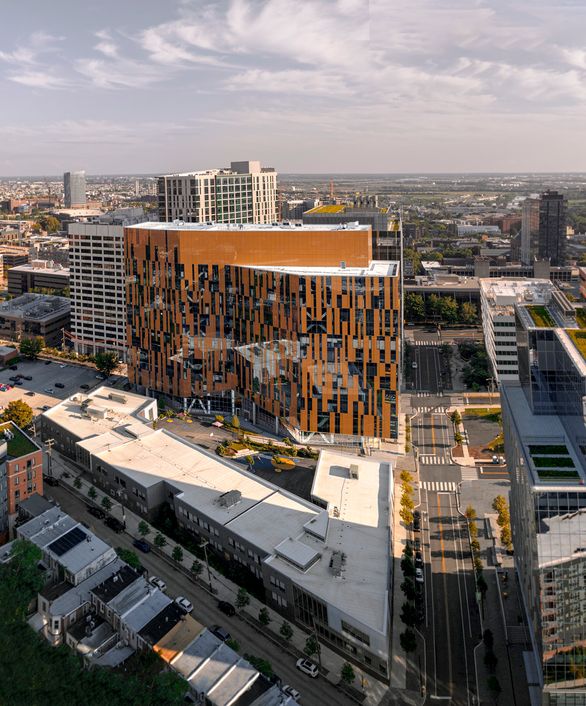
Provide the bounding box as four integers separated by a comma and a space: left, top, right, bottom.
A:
91, 564, 140, 603
242, 260, 399, 278
480, 278, 554, 317
9, 261, 69, 276
0, 293, 70, 321
128, 221, 371, 233
0, 421, 39, 459
140, 603, 197, 646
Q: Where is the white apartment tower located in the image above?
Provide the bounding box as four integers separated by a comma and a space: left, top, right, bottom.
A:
479, 278, 554, 382
68, 208, 148, 361
157, 160, 277, 224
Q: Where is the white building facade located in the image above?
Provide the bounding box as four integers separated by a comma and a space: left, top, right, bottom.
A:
157, 161, 277, 224
479, 278, 554, 382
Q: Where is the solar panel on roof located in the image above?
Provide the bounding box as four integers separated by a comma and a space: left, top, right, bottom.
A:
48, 526, 87, 556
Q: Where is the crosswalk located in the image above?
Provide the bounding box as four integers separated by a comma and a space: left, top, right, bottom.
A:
414, 405, 448, 414
421, 481, 458, 492
460, 467, 479, 482
412, 340, 441, 346
419, 454, 449, 465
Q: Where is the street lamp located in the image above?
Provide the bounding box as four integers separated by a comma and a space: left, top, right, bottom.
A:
200, 539, 214, 593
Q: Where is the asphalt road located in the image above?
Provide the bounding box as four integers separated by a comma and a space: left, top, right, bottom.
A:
411, 345, 443, 394
411, 410, 481, 705
46, 482, 352, 706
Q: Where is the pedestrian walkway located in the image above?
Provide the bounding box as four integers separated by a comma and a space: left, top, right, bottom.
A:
412, 340, 440, 346
413, 405, 447, 413
460, 467, 479, 481
419, 454, 448, 465
421, 480, 457, 492
48, 450, 389, 706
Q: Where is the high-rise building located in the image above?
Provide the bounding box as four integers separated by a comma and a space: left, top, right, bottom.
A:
68, 208, 149, 361
479, 278, 555, 382
126, 222, 401, 444
157, 161, 277, 224
502, 298, 586, 704
63, 171, 86, 208
521, 191, 566, 266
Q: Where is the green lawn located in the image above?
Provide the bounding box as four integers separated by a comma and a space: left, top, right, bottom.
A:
575, 308, 586, 330
527, 305, 556, 328
0, 422, 38, 459
464, 407, 502, 424
568, 330, 586, 361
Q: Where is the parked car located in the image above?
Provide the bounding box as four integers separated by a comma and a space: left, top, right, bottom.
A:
9, 365, 17, 371
104, 516, 125, 533
60, 364, 67, 368
412, 361, 418, 369
492, 455, 499, 464
23, 375, 32, 381
14, 380, 23, 386
44, 388, 54, 394
149, 576, 167, 592
415, 567, 424, 584
80, 384, 90, 390
175, 596, 193, 614
133, 538, 151, 553
8, 377, 18, 382
55, 382, 65, 389
86, 505, 106, 519
413, 516, 421, 532
25, 391, 35, 396
40, 404, 51, 411
209, 625, 231, 642
282, 685, 301, 701
217, 600, 236, 617
43, 475, 59, 487
44, 360, 52, 365
415, 551, 423, 567
296, 658, 319, 678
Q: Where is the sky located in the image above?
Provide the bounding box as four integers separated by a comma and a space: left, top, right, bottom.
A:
1, 0, 586, 175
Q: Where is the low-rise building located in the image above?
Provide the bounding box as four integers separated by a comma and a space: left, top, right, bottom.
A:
0, 293, 70, 346
7, 260, 69, 296
41, 386, 392, 678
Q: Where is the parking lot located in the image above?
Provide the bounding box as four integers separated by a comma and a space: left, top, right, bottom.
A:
0, 358, 103, 417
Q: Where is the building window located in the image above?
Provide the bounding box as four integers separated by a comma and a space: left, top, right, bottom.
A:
341, 620, 371, 647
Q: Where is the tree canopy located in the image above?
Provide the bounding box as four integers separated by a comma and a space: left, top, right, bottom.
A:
1, 399, 34, 429
94, 351, 119, 377
20, 337, 44, 359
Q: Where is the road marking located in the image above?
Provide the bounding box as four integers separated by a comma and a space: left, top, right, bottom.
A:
430, 413, 436, 452
437, 494, 453, 698
460, 467, 479, 481
419, 455, 448, 465
422, 481, 457, 491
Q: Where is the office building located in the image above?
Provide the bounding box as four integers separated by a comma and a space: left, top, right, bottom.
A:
7, 260, 69, 297
502, 297, 586, 704
158, 161, 277, 224
68, 209, 149, 360
63, 171, 87, 208
125, 222, 400, 444
41, 386, 393, 678
521, 191, 567, 266
0, 293, 69, 346
0, 245, 29, 275
479, 279, 555, 382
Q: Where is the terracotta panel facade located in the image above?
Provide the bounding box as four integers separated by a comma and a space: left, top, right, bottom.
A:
126, 225, 400, 441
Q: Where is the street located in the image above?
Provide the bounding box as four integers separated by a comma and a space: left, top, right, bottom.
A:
45, 481, 353, 706
411, 344, 443, 394
411, 408, 481, 705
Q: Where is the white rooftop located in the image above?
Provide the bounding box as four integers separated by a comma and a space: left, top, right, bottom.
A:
242, 260, 399, 277
480, 278, 553, 313
129, 221, 371, 233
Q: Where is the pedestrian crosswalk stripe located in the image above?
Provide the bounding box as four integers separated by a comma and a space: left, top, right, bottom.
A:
460, 468, 479, 481
412, 340, 441, 346
422, 481, 457, 492
419, 454, 448, 465
413, 406, 448, 413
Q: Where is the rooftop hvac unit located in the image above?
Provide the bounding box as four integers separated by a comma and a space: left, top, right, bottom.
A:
108, 392, 127, 404
218, 489, 242, 508
329, 550, 346, 577
349, 463, 359, 479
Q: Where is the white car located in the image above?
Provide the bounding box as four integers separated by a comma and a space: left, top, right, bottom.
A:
412, 361, 418, 369
282, 685, 301, 701
175, 596, 193, 613
415, 567, 424, 583
44, 388, 54, 394
149, 576, 167, 592
60, 364, 67, 368
296, 658, 319, 678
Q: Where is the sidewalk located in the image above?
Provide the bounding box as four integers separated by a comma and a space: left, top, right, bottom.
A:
47, 450, 389, 706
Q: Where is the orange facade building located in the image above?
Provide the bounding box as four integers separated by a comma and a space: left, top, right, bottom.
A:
125, 223, 400, 442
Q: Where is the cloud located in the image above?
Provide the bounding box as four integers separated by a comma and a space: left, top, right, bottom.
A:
8, 71, 68, 89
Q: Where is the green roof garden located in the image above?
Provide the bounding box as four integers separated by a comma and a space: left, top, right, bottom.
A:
527, 305, 556, 328
575, 308, 586, 330
568, 329, 586, 361
0, 422, 38, 459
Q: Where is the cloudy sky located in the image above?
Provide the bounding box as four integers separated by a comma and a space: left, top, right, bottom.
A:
1, 0, 585, 175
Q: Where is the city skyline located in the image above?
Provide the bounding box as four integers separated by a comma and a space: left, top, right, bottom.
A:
2, 0, 586, 175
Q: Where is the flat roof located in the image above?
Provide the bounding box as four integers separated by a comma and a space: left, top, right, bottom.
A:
267, 451, 391, 634
241, 260, 399, 278
0, 293, 69, 320
9, 263, 69, 276
129, 221, 371, 233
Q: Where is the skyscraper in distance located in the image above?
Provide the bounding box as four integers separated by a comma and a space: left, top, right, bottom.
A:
157, 160, 277, 224
521, 190, 566, 266
63, 171, 86, 208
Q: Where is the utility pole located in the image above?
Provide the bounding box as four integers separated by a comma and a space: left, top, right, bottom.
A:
200, 540, 213, 593
45, 438, 54, 478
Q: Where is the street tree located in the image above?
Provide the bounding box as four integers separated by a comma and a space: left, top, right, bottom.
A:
137, 520, 150, 537
19, 337, 44, 359
154, 532, 167, 548
304, 635, 319, 658
236, 587, 250, 610
400, 601, 418, 627
401, 578, 417, 601
400, 629, 417, 653
258, 607, 271, 626
190, 560, 203, 578
400, 555, 415, 577
94, 351, 118, 377
487, 675, 502, 700
405, 292, 425, 321
483, 629, 494, 650
172, 545, 184, 563
88, 486, 97, 501
73, 476, 82, 490
460, 301, 478, 325
279, 620, 294, 642
101, 496, 112, 512
484, 650, 498, 672
1, 400, 33, 429
340, 662, 356, 685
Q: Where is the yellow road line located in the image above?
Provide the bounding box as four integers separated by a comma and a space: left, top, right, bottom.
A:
430, 414, 436, 452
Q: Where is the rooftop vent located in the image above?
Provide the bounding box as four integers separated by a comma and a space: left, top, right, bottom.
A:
108, 392, 127, 404
329, 550, 346, 577
349, 463, 359, 480
218, 489, 242, 508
